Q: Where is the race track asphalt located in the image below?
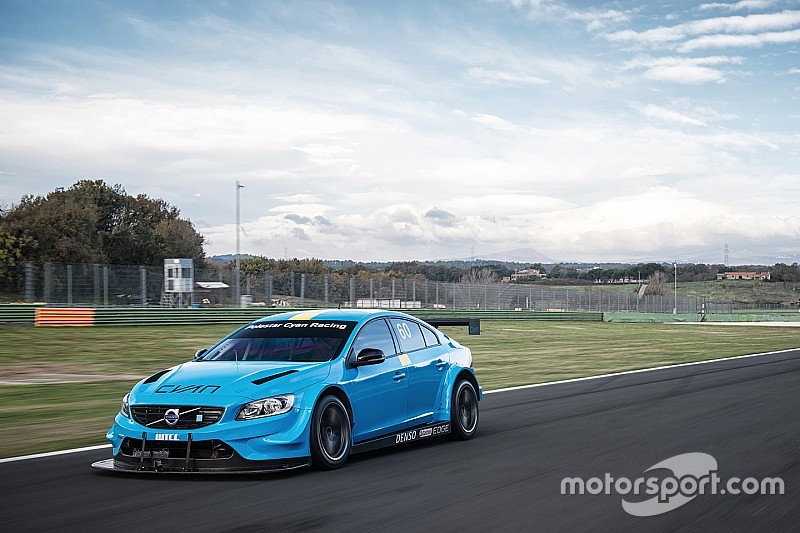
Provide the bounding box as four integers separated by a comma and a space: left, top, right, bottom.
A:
2, 349, 799, 532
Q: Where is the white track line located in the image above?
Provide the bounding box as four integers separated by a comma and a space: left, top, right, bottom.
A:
0, 443, 111, 464
2, 347, 798, 464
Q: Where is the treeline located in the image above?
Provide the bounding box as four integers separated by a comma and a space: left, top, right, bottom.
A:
232, 257, 515, 283
232, 257, 800, 285
0, 180, 205, 269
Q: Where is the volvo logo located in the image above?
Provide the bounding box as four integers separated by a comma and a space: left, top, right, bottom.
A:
164, 408, 180, 426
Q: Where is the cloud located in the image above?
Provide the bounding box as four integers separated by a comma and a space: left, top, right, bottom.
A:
644, 64, 726, 83
271, 193, 321, 203
424, 207, 458, 227
634, 104, 707, 126
680, 27, 800, 51
284, 214, 312, 224
623, 55, 744, 84
466, 67, 549, 86
498, 0, 630, 31
699, 1, 779, 12
606, 10, 800, 47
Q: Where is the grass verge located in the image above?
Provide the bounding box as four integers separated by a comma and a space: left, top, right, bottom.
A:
0, 321, 798, 458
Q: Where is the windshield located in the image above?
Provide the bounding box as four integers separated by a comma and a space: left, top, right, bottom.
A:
198, 320, 357, 363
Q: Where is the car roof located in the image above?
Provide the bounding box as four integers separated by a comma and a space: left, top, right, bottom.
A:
252, 309, 420, 326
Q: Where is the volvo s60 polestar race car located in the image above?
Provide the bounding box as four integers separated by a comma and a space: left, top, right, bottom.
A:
92, 309, 480, 473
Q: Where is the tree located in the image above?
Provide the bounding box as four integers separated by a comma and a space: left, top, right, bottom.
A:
461, 267, 498, 284
644, 271, 669, 295
0, 180, 205, 266
771, 263, 799, 282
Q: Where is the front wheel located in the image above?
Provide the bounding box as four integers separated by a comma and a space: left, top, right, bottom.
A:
310, 395, 352, 469
445, 379, 479, 441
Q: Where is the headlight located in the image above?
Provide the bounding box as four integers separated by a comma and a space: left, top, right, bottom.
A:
236, 394, 294, 421
120, 393, 130, 418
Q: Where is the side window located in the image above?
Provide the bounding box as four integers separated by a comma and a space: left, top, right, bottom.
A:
350, 319, 397, 358
389, 318, 426, 353
421, 325, 440, 347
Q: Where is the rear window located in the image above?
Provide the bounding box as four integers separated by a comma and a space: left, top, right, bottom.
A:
389, 318, 426, 353
198, 321, 357, 362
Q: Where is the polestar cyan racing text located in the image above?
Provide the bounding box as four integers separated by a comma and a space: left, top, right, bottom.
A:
92, 309, 481, 473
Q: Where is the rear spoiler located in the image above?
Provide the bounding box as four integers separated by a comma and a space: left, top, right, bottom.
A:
425, 318, 480, 335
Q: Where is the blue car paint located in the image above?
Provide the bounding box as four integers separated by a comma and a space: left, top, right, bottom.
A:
103, 309, 479, 469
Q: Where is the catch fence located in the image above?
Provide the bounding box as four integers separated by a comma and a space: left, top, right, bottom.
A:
0, 261, 714, 314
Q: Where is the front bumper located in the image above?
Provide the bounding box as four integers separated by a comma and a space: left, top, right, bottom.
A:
100, 403, 314, 473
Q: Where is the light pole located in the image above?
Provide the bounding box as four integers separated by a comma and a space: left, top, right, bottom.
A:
673, 261, 677, 314
235, 181, 245, 306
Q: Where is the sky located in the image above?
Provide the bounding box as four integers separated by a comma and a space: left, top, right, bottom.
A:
0, 0, 799, 265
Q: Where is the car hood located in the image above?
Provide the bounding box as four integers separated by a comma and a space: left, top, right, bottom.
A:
129, 361, 331, 405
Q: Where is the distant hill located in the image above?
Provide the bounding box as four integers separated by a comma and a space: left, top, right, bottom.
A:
207, 254, 255, 264
471, 247, 554, 264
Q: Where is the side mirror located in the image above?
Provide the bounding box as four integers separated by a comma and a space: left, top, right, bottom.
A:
194, 348, 207, 360
352, 348, 385, 367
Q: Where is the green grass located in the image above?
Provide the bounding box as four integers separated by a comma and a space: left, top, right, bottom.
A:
554, 280, 800, 305
0, 321, 798, 458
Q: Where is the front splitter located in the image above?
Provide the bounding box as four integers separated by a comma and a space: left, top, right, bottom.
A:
91, 458, 310, 474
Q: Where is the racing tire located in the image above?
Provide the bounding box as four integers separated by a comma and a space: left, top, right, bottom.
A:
445, 379, 479, 441
310, 395, 352, 470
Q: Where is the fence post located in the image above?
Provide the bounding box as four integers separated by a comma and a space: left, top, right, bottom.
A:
324, 275, 329, 306
103, 266, 109, 307
266, 274, 273, 306
24, 262, 34, 303
290, 272, 295, 297
43, 263, 52, 303
391, 279, 396, 304
349, 276, 356, 308
435, 282, 439, 307
300, 274, 306, 306
246, 273, 251, 296
140, 266, 147, 307
369, 278, 374, 301
66, 264, 73, 306
93, 264, 100, 305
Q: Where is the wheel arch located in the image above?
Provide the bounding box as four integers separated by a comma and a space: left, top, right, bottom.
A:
455, 368, 480, 399
441, 366, 481, 414
315, 385, 354, 427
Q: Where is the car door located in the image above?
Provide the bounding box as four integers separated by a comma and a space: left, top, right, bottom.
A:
388, 318, 450, 427
343, 318, 409, 443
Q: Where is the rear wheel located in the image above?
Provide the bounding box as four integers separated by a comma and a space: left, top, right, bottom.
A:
310, 395, 351, 469
445, 379, 479, 441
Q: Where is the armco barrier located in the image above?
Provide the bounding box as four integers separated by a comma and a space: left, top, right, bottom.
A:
35, 308, 95, 326
94, 308, 603, 326
10, 307, 604, 327
0, 304, 45, 325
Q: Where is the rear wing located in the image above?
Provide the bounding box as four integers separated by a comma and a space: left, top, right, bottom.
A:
425, 318, 480, 335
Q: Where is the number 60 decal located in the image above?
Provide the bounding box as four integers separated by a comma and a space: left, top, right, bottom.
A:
396, 322, 413, 340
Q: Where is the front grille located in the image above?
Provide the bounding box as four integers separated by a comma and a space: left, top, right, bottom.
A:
120, 438, 234, 460
131, 405, 225, 429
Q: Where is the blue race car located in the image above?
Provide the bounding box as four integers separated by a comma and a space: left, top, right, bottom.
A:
92, 309, 480, 473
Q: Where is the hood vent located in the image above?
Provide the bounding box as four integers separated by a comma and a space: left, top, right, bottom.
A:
252, 370, 298, 385
143, 368, 172, 384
